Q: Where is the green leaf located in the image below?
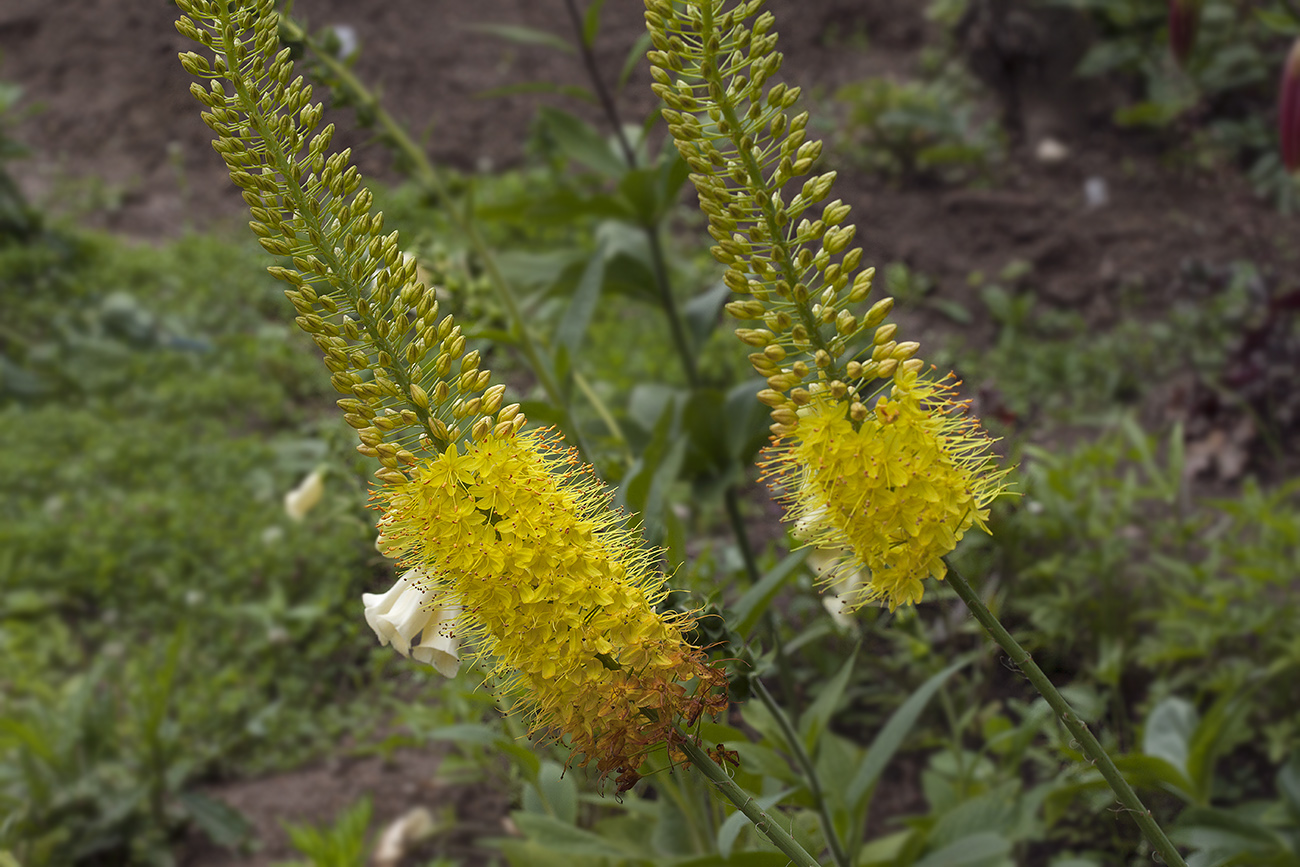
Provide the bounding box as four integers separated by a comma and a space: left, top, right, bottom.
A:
845, 657, 972, 811
724, 379, 769, 463
464, 22, 573, 54
1256, 8, 1300, 35
857, 829, 914, 867
1278, 752, 1300, 815
728, 548, 810, 637
618, 390, 685, 537
539, 106, 626, 178
651, 791, 695, 857
682, 282, 730, 350
179, 791, 253, 848
1143, 697, 1197, 787
420, 723, 502, 746
911, 832, 1012, 867
618, 33, 654, 92
553, 242, 607, 359
670, 853, 796, 867
617, 166, 664, 225
510, 812, 640, 858
1171, 806, 1291, 861
799, 645, 858, 754
582, 0, 607, 47
522, 761, 579, 825
1186, 688, 1253, 806
681, 387, 730, 474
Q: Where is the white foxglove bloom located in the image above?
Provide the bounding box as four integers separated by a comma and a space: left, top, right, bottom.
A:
810, 548, 862, 630
412, 601, 461, 678
284, 469, 325, 521
362, 569, 461, 677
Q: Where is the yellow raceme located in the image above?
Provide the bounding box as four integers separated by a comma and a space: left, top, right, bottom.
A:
765, 369, 1009, 611
372, 428, 727, 783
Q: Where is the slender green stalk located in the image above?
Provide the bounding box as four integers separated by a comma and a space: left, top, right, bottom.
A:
752, 679, 851, 867
943, 560, 1188, 867
676, 729, 825, 867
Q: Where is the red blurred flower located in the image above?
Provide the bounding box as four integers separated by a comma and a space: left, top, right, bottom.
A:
1168, 0, 1202, 67
1280, 39, 1300, 173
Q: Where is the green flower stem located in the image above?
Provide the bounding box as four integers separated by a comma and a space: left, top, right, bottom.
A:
943, 560, 1188, 867
645, 226, 700, 387
280, 15, 621, 460
721, 485, 800, 710
558, 0, 699, 386
724, 486, 762, 585
752, 679, 851, 867
676, 729, 825, 867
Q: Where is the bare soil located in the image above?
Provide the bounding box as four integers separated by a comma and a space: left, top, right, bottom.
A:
3, 0, 1297, 862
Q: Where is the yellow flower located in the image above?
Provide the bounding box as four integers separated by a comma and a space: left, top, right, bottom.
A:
371, 428, 726, 782
765, 369, 1009, 612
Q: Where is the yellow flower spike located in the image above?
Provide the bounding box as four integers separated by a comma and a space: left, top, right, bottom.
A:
763, 369, 1010, 612
373, 427, 728, 784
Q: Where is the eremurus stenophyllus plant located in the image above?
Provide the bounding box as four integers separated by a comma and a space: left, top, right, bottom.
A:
644, 1, 1188, 864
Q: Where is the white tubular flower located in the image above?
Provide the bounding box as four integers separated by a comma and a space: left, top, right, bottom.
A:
412, 601, 462, 678
362, 570, 461, 676
284, 469, 325, 521
363, 569, 435, 657
809, 548, 861, 630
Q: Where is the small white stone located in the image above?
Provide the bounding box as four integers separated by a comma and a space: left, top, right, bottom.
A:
1034, 137, 1070, 164
1084, 176, 1109, 209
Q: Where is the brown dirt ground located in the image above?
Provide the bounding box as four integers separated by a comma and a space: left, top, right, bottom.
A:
3, 0, 1298, 863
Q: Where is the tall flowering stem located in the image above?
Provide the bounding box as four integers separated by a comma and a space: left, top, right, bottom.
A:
676, 731, 825, 867
944, 561, 1189, 867
646, 2, 1188, 862
644, 0, 1007, 609
175, 0, 727, 787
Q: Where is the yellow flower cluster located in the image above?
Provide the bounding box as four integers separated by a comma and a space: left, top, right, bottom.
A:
766, 369, 1008, 611
374, 428, 726, 783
